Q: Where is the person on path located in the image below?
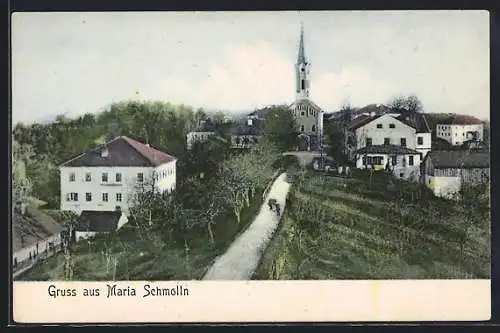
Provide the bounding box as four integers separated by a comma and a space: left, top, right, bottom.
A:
275, 203, 281, 216
268, 199, 274, 211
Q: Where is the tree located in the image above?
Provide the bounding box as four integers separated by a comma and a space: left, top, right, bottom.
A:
12, 140, 32, 203
388, 95, 423, 113
324, 121, 347, 164
263, 106, 299, 152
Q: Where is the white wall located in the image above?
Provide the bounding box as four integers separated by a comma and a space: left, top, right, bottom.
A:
13, 234, 61, 265
437, 124, 484, 146
154, 161, 177, 194
416, 132, 431, 159
355, 115, 416, 149
425, 175, 461, 199
355, 153, 421, 181
116, 214, 129, 230
60, 163, 176, 215
76, 231, 98, 242
186, 131, 215, 150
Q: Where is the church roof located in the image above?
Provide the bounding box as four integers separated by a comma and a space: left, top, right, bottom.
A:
289, 98, 323, 112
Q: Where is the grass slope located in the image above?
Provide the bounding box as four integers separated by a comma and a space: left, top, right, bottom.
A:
254, 170, 490, 280
18, 189, 265, 281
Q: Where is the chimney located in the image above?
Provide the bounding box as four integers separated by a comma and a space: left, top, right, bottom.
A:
370, 112, 375, 117
145, 144, 150, 147
101, 148, 109, 157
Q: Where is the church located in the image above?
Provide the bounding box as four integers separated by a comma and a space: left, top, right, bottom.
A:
289, 25, 325, 152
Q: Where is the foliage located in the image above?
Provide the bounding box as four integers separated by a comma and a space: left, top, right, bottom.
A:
388, 94, 423, 113
255, 171, 490, 280
263, 106, 299, 152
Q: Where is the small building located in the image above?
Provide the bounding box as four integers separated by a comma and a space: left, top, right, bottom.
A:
436, 115, 484, 146
230, 119, 263, 149
75, 210, 128, 241
12, 203, 64, 272
355, 144, 422, 181
186, 119, 217, 150
422, 150, 490, 199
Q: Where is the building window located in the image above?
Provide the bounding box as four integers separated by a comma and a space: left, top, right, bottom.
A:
102, 172, 108, 182
301, 111, 305, 116
391, 156, 397, 165
400, 173, 404, 178
400, 138, 407, 147
300, 125, 304, 132
377, 124, 383, 129
115, 173, 122, 182
301, 79, 305, 90
116, 193, 122, 202
389, 124, 395, 129
417, 136, 423, 145
364, 156, 384, 166
69, 173, 75, 182
67, 192, 78, 201
85, 173, 91, 182
102, 193, 108, 202
366, 138, 372, 147
86, 193, 92, 202
409, 156, 414, 166
137, 173, 144, 182
384, 138, 390, 145
312, 125, 316, 132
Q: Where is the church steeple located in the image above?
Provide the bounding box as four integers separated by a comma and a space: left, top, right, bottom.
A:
295, 23, 310, 100
297, 23, 306, 64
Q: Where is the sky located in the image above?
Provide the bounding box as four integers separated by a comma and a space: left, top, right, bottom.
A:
11, 10, 490, 124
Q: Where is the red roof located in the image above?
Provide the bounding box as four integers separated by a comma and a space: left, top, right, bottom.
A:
121, 136, 177, 166
61, 136, 177, 167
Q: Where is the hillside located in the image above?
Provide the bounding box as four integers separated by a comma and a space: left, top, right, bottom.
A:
254, 170, 490, 280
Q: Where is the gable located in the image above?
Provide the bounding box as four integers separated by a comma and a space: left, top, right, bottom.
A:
356, 114, 416, 134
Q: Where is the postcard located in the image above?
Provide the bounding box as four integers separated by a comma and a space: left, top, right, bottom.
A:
11, 10, 490, 323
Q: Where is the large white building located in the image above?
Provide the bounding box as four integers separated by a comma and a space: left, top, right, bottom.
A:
436, 115, 484, 146
348, 112, 432, 181
59, 136, 177, 239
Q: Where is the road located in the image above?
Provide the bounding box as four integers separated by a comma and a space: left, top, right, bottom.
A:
202, 173, 291, 280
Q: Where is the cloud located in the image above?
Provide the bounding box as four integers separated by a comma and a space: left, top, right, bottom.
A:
158, 40, 296, 111
312, 67, 395, 110
158, 41, 394, 113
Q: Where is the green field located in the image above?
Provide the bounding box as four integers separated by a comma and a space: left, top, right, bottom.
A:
254, 170, 490, 280
18, 189, 266, 281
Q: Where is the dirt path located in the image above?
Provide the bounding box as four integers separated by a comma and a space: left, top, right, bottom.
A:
203, 173, 291, 280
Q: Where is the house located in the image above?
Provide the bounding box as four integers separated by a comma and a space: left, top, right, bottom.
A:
75, 210, 128, 241
436, 115, 484, 146
186, 119, 217, 150
12, 202, 64, 272
347, 112, 431, 181
59, 135, 177, 217
422, 150, 490, 199
355, 145, 422, 181
230, 118, 263, 149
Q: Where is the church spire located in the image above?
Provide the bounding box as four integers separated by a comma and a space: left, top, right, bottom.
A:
297, 22, 306, 64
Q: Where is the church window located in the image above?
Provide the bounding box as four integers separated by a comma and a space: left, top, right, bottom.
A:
312, 125, 316, 132
301, 80, 305, 90
301, 111, 305, 116
301, 67, 305, 72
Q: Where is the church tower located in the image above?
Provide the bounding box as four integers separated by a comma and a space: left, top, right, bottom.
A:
296, 24, 310, 100
289, 23, 324, 151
